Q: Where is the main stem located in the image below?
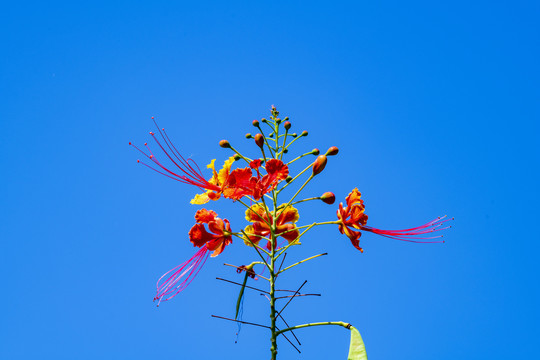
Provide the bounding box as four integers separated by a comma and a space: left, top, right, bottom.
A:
270, 237, 277, 359
270, 118, 279, 360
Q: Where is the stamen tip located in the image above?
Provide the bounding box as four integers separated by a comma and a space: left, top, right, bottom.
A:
151, 116, 154, 119
128, 142, 132, 145
137, 159, 140, 163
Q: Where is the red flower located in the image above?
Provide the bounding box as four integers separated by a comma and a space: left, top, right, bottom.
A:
243, 203, 300, 250
131, 121, 288, 203
337, 188, 449, 253
224, 159, 289, 201
189, 209, 233, 257
154, 209, 232, 305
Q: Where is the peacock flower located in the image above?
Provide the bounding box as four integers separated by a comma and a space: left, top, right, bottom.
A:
154, 209, 232, 305
190, 157, 236, 204
242, 203, 300, 251
337, 188, 449, 253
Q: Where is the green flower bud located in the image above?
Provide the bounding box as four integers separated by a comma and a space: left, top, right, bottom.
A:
312, 148, 320, 155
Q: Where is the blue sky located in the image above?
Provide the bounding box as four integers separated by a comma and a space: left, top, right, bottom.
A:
1, 1, 539, 359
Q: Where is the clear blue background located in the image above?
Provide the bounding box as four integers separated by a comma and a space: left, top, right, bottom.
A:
1, 1, 538, 359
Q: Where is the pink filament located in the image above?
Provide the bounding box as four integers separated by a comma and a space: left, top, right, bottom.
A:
130, 119, 220, 191
361, 216, 451, 243
154, 247, 210, 306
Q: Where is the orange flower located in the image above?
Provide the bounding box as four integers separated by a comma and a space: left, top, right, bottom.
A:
154, 209, 233, 306
242, 203, 300, 250
189, 209, 233, 257
224, 159, 289, 201
337, 188, 448, 253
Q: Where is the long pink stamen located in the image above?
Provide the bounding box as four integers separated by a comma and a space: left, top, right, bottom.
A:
361, 216, 452, 243
129, 118, 221, 191
154, 247, 210, 306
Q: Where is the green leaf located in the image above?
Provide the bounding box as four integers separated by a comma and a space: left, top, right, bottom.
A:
347, 326, 367, 360
235, 271, 249, 320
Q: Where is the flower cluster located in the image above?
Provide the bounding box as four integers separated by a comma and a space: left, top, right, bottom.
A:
131, 106, 451, 305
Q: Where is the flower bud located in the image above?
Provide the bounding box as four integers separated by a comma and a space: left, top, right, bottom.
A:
268, 133, 274, 138
312, 155, 327, 175
233, 154, 241, 161
252, 119, 259, 127
219, 140, 231, 148
255, 134, 264, 148
312, 148, 320, 155
261, 118, 268, 123
291, 133, 298, 138
284, 116, 289, 121
285, 176, 293, 183
301, 130, 308, 137
283, 148, 288, 153
245, 133, 253, 139
320, 192, 336, 205
283, 121, 291, 130
325, 146, 339, 156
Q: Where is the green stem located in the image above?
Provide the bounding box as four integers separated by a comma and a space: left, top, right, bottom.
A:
276, 321, 351, 336
277, 163, 312, 194
278, 253, 327, 275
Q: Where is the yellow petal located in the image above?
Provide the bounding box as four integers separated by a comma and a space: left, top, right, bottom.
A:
242, 225, 262, 246
217, 156, 235, 186
190, 192, 211, 205
244, 203, 267, 222
277, 204, 299, 224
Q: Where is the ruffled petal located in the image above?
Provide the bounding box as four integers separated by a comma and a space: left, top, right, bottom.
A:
189, 223, 216, 247
217, 156, 235, 186
345, 188, 363, 207
242, 225, 261, 246
277, 223, 300, 243
265, 159, 289, 181
277, 204, 299, 225
194, 209, 218, 223
244, 203, 268, 223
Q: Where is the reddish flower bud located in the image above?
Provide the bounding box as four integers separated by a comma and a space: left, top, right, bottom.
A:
320, 192, 336, 204
252, 119, 259, 127
312, 148, 320, 155
284, 121, 291, 130
301, 130, 308, 137
312, 155, 327, 175
325, 146, 339, 156
233, 154, 241, 161
219, 140, 231, 148
254, 134, 264, 148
